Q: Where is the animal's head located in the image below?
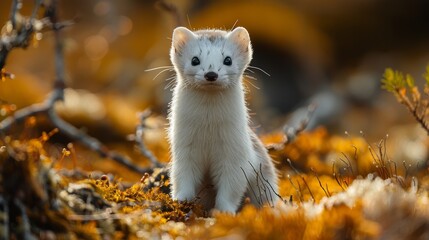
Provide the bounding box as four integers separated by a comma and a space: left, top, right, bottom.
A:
170, 27, 252, 90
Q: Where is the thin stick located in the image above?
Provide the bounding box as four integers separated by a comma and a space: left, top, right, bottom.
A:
259, 164, 282, 204
14, 199, 32, 239
248, 162, 264, 204
300, 176, 315, 201
287, 158, 301, 175
341, 152, 354, 176
268, 103, 316, 151
0, 197, 9, 239
48, 109, 152, 173
156, 0, 184, 27
332, 162, 345, 191
9, 0, 20, 28
135, 110, 164, 168
1, 1, 35, 69
287, 175, 303, 202
311, 168, 330, 197
241, 167, 261, 206
0, 0, 153, 175
0, 103, 49, 131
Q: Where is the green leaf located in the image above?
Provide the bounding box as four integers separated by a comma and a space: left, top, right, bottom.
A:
406, 74, 415, 88
424, 64, 429, 86
381, 68, 405, 92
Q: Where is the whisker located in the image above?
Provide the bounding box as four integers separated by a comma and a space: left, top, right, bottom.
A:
244, 74, 258, 81
242, 81, 251, 94
165, 79, 175, 84
165, 73, 176, 83
152, 68, 174, 80
165, 75, 176, 81
165, 80, 176, 85
245, 69, 255, 74
165, 80, 176, 90
248, 65, 270, 77
244, 78, 260, 90
145, 66, 174, 72
187, 14, 193, 29
230, 19, 239, 31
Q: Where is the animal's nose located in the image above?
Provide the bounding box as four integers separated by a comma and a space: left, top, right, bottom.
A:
204, 72, 218, 81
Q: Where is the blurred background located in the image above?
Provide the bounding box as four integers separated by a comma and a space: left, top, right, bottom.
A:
1, 0, 429, 178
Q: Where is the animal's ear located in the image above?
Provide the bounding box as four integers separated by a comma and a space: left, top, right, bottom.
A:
172, 27, 195, 51
228, 27, 251, 52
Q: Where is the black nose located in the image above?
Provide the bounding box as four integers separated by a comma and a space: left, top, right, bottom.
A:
204, 72, 218, 81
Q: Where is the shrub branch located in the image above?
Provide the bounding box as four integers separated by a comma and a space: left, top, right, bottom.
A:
0, 0, 156, 174
135, 110, 164, 168
382, 66, 429, 134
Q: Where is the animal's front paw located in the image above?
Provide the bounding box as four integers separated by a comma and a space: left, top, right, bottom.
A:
209, 208, 236, 217
214, 201, 238, 214
173, 189, 196, 202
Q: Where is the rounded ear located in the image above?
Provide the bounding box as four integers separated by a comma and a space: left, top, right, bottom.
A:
227, 27, 251, 52
172, 27, 195, 52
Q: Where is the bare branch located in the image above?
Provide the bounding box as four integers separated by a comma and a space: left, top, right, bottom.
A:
156, 0, 184, 27
30, 0, 42, 21
1, 1, 37, 69
0, 0, 153, 175
14, 199, 33, 239
0, 197, 9, 239
135, 110, 164, 168
47, 109, 152, 174
0, 103, 48, 131
9, 0, 20, 28
267, 103, 316, 151
51, 4, 66, 102
284, 103, 317, 142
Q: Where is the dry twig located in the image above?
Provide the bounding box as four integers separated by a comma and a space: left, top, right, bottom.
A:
0, 0, 153, 174
135, 110, 164, 168
311, 168, 330, 197
382, 67, 429, 134
284, 103, 317, 142
0, 197, 9, 239
267, 103, 316, 151
156, 0, 184, 27
13, 199, 33, 239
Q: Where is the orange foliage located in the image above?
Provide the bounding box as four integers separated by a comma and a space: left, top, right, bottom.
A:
264, 127, 380, 176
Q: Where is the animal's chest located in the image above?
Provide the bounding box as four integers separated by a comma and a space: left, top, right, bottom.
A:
181, 111, 236, 147
175, 103, 246, 158
171, 88, 251, 164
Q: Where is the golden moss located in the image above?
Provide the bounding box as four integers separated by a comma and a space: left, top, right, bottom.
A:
190, 205, 307, 240
305, 204, 380, 239
264, 127, 383, 178
279, 174, 345, 203
83, 176, 199, 222
1, 119, 428, 239
189, 203, 381, 240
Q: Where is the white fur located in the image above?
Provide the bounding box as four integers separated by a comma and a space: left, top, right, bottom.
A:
168, 27, 278, 213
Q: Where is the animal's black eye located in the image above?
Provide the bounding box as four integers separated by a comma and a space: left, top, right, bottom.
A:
223, 56, 232, 66
191, 57, 200, 66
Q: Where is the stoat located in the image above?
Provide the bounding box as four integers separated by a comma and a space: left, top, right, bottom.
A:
168, 26, 278, 213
